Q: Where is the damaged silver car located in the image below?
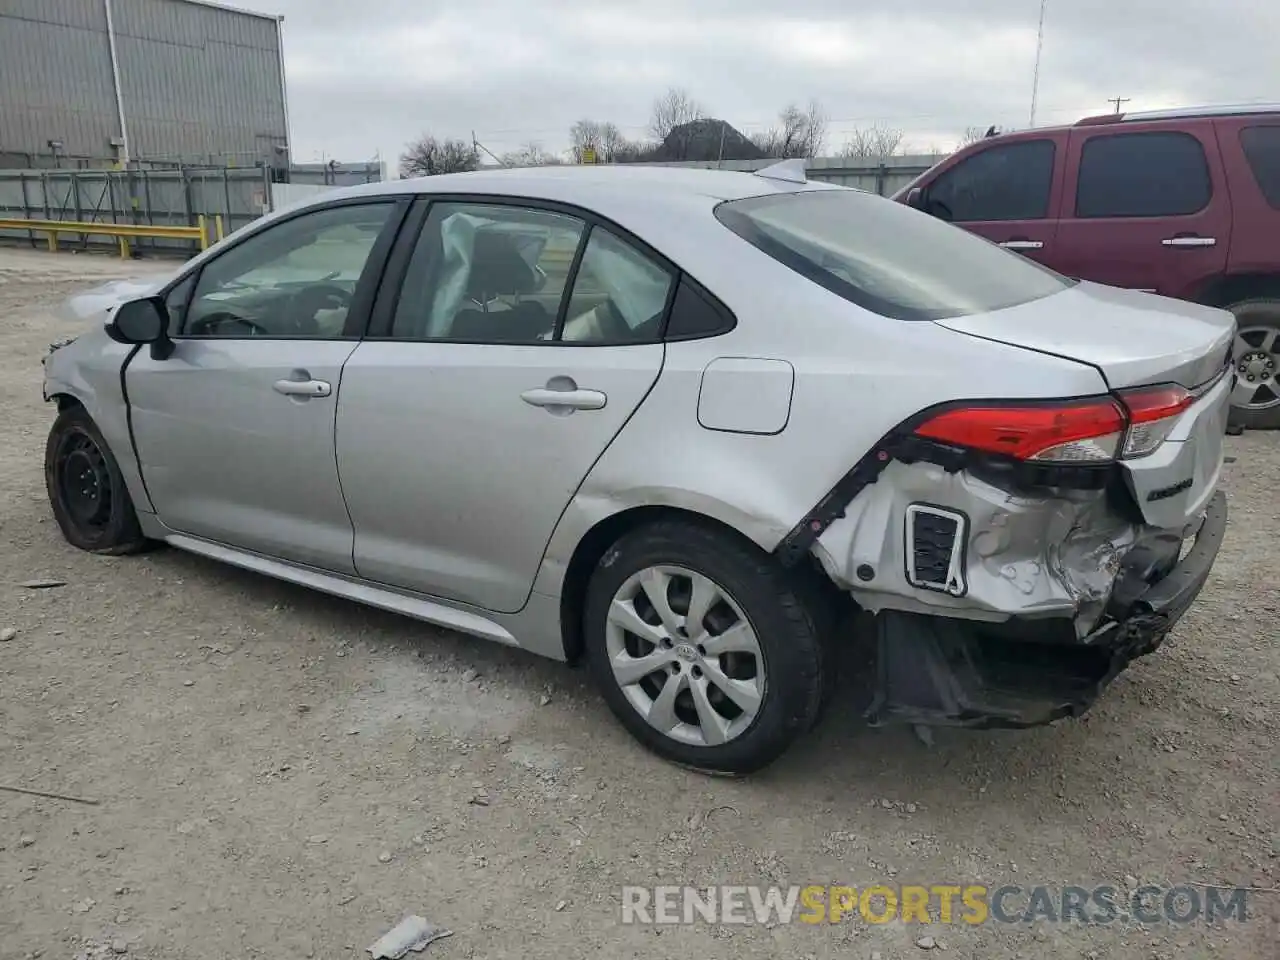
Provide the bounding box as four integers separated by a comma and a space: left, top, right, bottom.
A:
41, 161, 1232, 773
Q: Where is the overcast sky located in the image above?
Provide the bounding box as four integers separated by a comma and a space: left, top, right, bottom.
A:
226, 0, 1279, 164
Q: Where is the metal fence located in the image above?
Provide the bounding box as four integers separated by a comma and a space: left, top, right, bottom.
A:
0, 162, 384, 257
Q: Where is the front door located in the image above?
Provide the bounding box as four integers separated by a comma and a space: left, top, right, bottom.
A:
921, 134, 1065, 269
336, 199, 676, 613
1054, 125, 1231, 297
126, 199, 403, 572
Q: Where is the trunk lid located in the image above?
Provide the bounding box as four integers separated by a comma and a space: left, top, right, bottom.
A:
936, 280, 1234, 532
932, 280, 1234, 390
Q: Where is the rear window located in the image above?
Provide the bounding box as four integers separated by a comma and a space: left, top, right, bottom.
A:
714, 189, 1072, 321
1240, 125, 1280, 209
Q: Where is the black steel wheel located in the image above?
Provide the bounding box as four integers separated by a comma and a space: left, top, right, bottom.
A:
45, 406, 149, 554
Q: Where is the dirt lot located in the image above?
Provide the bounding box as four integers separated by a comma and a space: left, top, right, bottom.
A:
1, 247, 1276, 960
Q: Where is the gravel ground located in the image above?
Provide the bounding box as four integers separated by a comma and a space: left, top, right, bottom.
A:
0, 247, 1276, 960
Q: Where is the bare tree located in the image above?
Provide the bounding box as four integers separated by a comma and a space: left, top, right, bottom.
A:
571, 118, 647, 163
499, 141, 562, 168
837, 124, 905, 161
649, 86, 707, 142
400, 134, 480, 177
958, 125, 1002, 148
752, 100, 828, 159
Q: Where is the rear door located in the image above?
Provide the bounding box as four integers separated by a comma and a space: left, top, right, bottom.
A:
917, 133, 1065, 267
335, 198, 676, 614
1054, 122, 1230, 298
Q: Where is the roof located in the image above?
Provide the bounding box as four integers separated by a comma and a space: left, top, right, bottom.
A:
175, 0, 283, 22
321, 164, 842, 215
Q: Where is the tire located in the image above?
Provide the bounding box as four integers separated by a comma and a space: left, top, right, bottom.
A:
583, 520, 833, 775
1225, 298, 1280, 431
45, 406, 149, 555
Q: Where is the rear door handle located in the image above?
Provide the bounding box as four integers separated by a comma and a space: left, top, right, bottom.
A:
273, 378, 331, 398
1162, 236, 1217, 247
999, 239, 1044, 250
521, 382, 607, 411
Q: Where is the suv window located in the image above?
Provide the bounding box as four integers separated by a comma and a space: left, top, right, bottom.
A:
182, 202, 394, 337
1075, 131, 1212, 218
925, 139, 1056, 222
715, 189, 1072, 322
1240, 125, 1280, 209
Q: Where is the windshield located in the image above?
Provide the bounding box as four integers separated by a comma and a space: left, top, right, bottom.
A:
714, 189, 1072, 321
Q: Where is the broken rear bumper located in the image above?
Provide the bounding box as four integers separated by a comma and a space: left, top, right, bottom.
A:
866, 490, 1228, 729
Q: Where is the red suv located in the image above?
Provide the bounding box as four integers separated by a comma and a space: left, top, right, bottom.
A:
895, 104, 1280, 429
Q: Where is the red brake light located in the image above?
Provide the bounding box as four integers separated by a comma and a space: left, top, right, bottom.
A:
913, 399, 1127, 463
1118, 384, 1194, 458
1119, 384, 1194, 423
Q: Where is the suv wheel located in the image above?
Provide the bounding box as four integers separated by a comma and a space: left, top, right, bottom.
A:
45, 406, 150, 554
583, 520, 832, 775
1227, 298, 1280, 431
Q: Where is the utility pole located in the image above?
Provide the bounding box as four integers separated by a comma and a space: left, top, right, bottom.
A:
1108, 96, 1131, 115
1029, 0, 1048, 126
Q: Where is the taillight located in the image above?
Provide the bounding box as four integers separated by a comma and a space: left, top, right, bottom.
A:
1117, 384, 1194, 458
913, 399, 1127, 463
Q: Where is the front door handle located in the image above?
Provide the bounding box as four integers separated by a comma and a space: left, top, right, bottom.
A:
521, 377, 607, 412
1162, 236, 1217, 247
273, 377, 332, 398
999, 239, 1044, 250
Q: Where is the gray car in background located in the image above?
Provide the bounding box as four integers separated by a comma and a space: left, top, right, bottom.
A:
41, 162, 1233, 773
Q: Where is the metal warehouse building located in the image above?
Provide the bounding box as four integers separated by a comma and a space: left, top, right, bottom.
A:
0, 0, 289, 169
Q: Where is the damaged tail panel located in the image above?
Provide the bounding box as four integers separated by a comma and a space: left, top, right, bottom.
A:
780, 385, 1231, 730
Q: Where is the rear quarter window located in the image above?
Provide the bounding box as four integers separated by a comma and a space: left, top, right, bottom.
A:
1239, 125, 1280, 209
714, 189, 1072, 322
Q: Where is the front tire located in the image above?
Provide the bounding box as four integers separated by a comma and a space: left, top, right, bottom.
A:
583, 520, 831, 775
45, 406, 149, 555
1226, 298, 1280, 431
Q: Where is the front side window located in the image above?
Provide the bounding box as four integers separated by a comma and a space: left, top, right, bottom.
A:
182, 202, 395, 337
715, 189, 1072, 322
1240, 125, 1280, 210
1075, 131, 1212, 218
390, 203, 675, 344
926, 139, 1056, 222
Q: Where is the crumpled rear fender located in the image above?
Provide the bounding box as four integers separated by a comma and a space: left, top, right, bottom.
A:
813, 460, 1143, 637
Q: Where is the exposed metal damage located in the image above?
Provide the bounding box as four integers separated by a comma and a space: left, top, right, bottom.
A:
804, 458, 1226, 730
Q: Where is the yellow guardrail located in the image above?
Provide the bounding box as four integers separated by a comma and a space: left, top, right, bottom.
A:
0, 215, 224, 258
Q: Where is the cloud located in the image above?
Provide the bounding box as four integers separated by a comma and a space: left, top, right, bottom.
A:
230, 0, 1280, 162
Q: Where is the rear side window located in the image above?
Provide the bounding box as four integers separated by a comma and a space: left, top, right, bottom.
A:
1075, 131, 1212, 218
1239, 125, 1280, 209
925, 139, 1056, 222
715, 189, 1072, 322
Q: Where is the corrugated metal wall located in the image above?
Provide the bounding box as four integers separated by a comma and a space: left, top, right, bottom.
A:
0, 0, 287, 168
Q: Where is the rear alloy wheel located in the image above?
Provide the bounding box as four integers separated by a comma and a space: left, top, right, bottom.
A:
583, 521, 831, 775
1227, 298, 1280, 431
45, 406, 149, 554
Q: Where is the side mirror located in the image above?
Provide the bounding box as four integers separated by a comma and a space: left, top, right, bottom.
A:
106, 297, 174, 360
904, 187, 925, 210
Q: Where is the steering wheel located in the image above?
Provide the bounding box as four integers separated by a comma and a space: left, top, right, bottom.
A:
187, 311, 272, 337
285, 283, 353, 335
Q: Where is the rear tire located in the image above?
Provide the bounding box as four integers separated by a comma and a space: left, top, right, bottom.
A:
1226, 298, 1280, 431
583, 520, 833, 775
45, 406, 150, 555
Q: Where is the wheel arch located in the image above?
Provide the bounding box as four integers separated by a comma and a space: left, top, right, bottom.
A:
557, 505, 780, 664
1194, 272, 1280, 308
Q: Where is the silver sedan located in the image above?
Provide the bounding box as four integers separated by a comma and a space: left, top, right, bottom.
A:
42, 162, 1233, 773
